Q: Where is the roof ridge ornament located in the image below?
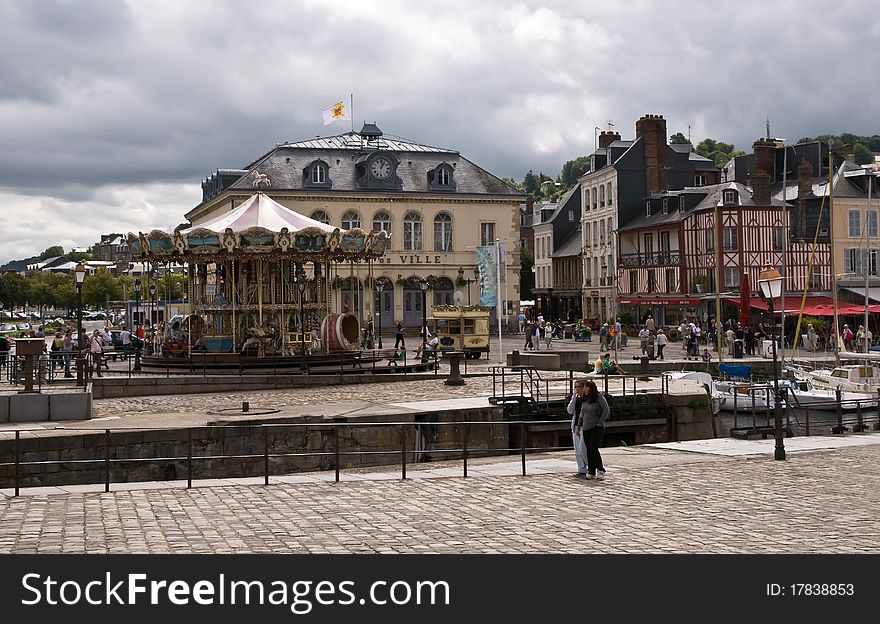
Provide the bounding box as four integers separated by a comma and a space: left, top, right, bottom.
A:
251, 170, 271, 188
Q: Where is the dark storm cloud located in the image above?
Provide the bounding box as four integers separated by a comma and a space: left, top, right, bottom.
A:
0, 0, 878, 262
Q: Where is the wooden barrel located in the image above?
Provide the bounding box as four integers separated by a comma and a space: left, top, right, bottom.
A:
321, 313, 360, 351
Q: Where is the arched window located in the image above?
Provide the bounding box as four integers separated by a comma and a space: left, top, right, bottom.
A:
373, 211, 392, 235
404, 212, 422, 251
433, 212, 453, 252
433, 276, 454, 306
311, 210, 330, 224
312, 164, 326, 184
341, 210, 361, 230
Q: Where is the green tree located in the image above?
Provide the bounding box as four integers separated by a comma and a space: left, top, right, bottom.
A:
853, 143, 873, 165
66, 250, 92, 263
156, 274, 187, 301
520, 246, 534, 300
81, 268, 120, 309
560, 156, 591, 185
38, 245, 65, 260
27, 272, 58, 315
695, 138, 745, 168
523, 170, 541, 196
1, 273, 29, 310
669, 132, 690, 145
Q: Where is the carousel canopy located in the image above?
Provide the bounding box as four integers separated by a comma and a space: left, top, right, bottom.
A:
179, 192, 336, 234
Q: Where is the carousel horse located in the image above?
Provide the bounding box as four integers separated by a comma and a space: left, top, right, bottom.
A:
251, 170, 271, 188
240, 326, 267, 356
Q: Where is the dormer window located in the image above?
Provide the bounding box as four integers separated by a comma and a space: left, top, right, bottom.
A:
723, 190, 738, 205
661, 198, 669, 215
679, 196, 685, 211
428, 163, 456, 191
303, 159, 332, 189
694, 174, 706, 187
646, 200, 652, 217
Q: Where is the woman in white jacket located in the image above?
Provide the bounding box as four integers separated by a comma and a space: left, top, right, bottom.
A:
566, 379, 589, 477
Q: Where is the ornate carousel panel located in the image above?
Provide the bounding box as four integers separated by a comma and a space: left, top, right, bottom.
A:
185, 228, 224, 255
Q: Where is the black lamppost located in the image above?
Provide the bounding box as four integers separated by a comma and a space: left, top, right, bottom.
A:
376, 281, 384, 349
296, 266, 307, 373
133, 277, 142, 371
149, 282, 157, 330
758, 265, 785, 461
420, 278, 429, 362
74, 263, 86, 386
459, 266, 479, 305
548, 287, 554, 320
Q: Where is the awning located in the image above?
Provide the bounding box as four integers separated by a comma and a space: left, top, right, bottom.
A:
617, 296, 703, 306
840, 286, 880, 304
730, 295, 880, 316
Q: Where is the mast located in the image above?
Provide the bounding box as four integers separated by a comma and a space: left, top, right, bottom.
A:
865, 172, 873, 354
829, 149, 841, 366
715, 199, 723, 363
779, 142, 788, 368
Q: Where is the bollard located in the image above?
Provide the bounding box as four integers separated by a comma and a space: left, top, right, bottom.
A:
187, 429, 193, 489
853, 401, 867, 432
832, 387, 847, 434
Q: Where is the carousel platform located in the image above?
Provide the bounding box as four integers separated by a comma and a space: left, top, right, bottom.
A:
139, 349, 439, 374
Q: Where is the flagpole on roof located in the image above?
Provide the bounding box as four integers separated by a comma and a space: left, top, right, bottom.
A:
350, 94, 354, 134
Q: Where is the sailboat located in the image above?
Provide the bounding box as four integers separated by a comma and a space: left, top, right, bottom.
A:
788, 150, 880, 396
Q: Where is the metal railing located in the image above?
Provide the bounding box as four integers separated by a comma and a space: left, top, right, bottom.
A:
2, 419, 584, 496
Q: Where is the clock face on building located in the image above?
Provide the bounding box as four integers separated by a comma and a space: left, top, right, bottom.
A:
370, 157, 392, 180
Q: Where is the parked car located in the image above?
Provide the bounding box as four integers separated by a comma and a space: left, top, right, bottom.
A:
1, 324, 18, 334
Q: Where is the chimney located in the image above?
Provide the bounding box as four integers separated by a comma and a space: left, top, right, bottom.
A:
752, 172, 771, 206
752, 138, 777, 183
797, 159, 813, 199
841, 143, 855, 163
598, 131, 621, 149
635, 114, 668, 194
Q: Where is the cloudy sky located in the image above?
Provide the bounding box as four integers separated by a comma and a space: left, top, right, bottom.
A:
1, 0, 878, 263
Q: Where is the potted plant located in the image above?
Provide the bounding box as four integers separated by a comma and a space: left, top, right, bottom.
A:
693, 274, 710, 293
574, 320, 592, 341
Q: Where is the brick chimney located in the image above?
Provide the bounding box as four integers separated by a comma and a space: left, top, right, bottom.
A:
598, 131, 621, 149
635, 114, 668, 194
797, 159, 813, 199
752, 138, 777, 183
752, 172, 771, 206
841, 143, 855, 162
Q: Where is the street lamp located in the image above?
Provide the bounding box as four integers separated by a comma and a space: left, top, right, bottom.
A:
757, 265, 785, 461
295, 266, 307, 373
419, 278, 429, 362
472, 267, 479, 305
133, 277, 142, 371
149, 282, 157, 333
459, 266, 478, 305
547, 287, 554, 321
376, 281, 385, 349
74, 263, 86, 386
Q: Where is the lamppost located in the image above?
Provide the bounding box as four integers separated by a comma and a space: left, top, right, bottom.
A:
420, 278, 429, 362
149, 282, 157, 330
296, 266, 307, 373
376, 281, 385, 349
74, 263, 86, 386
133, 277, 142, 371
458, 266, 479, 305
758, 265, 785, 461
547, 287, 554, 321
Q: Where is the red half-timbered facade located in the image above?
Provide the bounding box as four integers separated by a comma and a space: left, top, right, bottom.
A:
616, 182, 831, 326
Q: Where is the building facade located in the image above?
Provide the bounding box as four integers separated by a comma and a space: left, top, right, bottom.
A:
186, 126, 524, 331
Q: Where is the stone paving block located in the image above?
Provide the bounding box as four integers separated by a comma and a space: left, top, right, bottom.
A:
9, 393, 49, 423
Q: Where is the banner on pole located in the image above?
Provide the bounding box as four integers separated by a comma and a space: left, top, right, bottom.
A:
476, 245, 497, 307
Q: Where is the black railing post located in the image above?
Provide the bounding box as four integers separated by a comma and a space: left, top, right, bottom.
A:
854, 401, 867, 432
263, 425, 269, 485
805, 407, 810, 437
833, 387, 846, 434
462, 422, 469, 479
520, 422, 526, 476
14, 430, 20, 497
334, 425, 340, 483
187, 429, 192, 489
875, 388, 880, 431
104, 429, 111, 493
401, 424, 407, 480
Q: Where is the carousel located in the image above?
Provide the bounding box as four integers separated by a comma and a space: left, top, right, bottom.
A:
127, 189, 390, 370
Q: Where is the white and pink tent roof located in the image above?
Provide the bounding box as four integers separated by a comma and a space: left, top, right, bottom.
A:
181, 193, 336, 234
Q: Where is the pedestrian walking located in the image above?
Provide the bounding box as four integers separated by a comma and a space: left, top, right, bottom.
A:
598, 323, 608, 350
394, 322, 406, 350
61, 329, 74, 377
656, 328, 667, 360
566, 379, 589, 477
647, 330, 656, 359
89, 329, 104, 377
646, 315, 656, 332
842, 324, 853, 351
639, 326, 649, 355
524, 322, 535, 350
517, 311, 526, 333
574, 380, 610, 480
543, 321, 553, 350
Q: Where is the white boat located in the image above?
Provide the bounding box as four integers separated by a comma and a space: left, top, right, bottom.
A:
780, 377, 877, 409
713, 380, 776, 412
791, 362, 880, 395
661, 371, 722, 415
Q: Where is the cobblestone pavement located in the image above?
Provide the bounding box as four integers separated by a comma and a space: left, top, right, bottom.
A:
2, 442, 878, 554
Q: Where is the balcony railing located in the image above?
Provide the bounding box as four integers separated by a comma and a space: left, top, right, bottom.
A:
618, 252, 680, 267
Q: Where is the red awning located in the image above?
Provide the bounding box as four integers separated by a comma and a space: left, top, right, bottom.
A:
730, 296, 880, 316
617, 296, 703, 305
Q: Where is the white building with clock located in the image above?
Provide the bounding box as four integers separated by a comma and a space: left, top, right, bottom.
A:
186, 123, 524, 331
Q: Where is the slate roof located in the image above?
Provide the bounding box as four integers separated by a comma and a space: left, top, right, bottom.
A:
199, 131, 522, 204
551, 225, 583, 258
